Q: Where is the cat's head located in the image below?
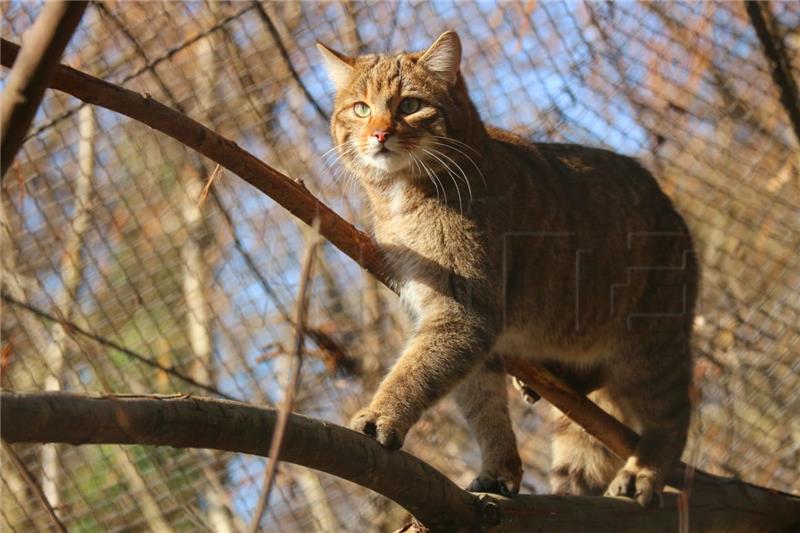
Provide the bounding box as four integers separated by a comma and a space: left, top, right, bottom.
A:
318, 31, 478, 182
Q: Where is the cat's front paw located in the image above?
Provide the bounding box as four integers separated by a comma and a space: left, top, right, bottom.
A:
604, 464, 662, 508
349, 407, 407, 450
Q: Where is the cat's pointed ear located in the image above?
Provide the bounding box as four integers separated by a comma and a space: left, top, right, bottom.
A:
317, 42, 354, 90
419, 30, 462, 85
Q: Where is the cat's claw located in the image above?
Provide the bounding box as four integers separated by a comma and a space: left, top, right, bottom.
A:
349, 408, 406, 450
604, 466, 662, 508
467, 475, 519, 497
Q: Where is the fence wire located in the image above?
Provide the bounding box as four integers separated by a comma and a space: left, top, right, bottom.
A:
1, 1, 798, 532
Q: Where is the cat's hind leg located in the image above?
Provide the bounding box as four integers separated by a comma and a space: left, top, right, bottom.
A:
604, 337, 691, 507
454, 357, 522, 496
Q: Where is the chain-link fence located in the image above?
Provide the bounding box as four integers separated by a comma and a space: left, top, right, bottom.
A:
1, 1, 798, 531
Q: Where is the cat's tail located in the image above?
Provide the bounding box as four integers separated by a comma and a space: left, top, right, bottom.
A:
549, 388, 624, 495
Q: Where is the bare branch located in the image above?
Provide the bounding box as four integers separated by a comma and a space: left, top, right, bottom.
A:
503, 358, 639, 460
745, 0, 800, 146
0, 291, 236, 400
1, 439, 67, 533
0, 1, 88, 179
3, 392, 799, 533
252, 1, 330, 121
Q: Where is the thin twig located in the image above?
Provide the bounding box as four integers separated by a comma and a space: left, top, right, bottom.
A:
249, 220, 323, 533
94, 0, 182, 107
0, 291, 236, 400
252, 1, 330, 121
0, 0, 88, 178
1, 439, 68, 533
22, 2, 256, 142
744, 0, 800, 147
197, 164, 223, 207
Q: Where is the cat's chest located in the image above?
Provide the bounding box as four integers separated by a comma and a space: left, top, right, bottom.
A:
373, 183, 442, 249
371, 181, 483, 292
375, 219, 442, 282
375, 218, 443, 318
373, 208, 449, 289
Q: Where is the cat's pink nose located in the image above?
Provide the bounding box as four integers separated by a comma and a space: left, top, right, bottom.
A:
373, 130, 391, 143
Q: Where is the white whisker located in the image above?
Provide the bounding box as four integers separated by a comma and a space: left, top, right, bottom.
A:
422, 147, 464, 216
410, 153, 440, 202
427, 137, 487, 190
430, 135, 482, 157
418, 156, 447, 206
320, 140, 363, 205
424, 144, 474, 203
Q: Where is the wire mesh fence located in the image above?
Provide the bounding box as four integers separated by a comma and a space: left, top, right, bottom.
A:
1, 1, 798, 531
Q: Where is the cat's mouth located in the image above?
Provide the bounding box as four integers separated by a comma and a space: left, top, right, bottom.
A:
373, 145, 392, 155
361, 144, 412, 173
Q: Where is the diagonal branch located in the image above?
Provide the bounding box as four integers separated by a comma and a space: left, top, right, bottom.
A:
745, 0, 800, 146
1, 439, 68, 533
0, 1, 88, 179
0, 290, 236, 400
252, 1, 330, 121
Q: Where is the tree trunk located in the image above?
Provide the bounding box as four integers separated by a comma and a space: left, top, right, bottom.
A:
40, 103, 95, 516
112, 450, 177, 533
180, 4, 237, 530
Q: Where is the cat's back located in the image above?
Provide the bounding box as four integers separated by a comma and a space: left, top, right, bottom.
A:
484, 126, 681, 240
483, 126, 696, 348
488, 127, 666, 201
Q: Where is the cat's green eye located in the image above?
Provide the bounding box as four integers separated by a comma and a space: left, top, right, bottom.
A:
399, 98, 421, 115
353, 102, 371, 118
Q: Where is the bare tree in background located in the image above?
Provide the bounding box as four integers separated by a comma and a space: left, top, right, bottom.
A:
39, 102, 95, 517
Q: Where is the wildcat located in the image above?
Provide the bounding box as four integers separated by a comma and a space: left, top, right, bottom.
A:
318, 31, 697, 506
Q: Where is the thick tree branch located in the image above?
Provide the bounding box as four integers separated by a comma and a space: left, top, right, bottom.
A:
3, 392, 799, 533
1, 391, 478, 532
0, 1, 88, 179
